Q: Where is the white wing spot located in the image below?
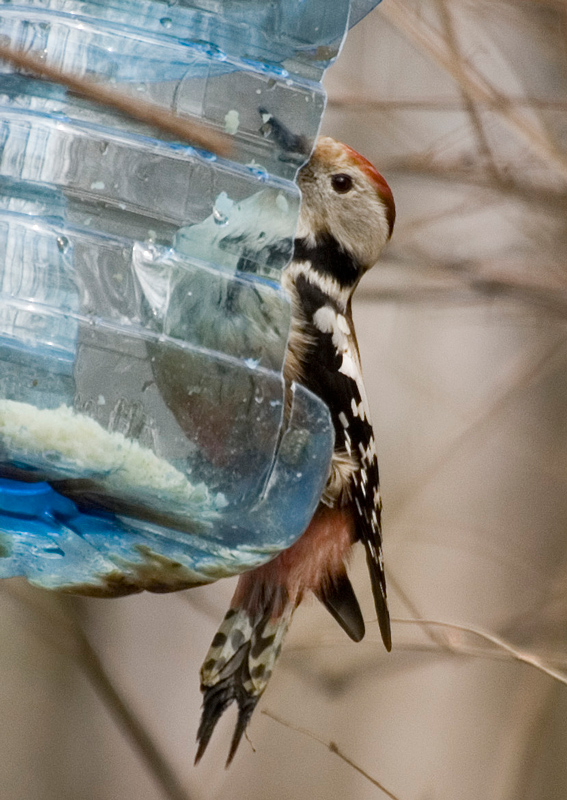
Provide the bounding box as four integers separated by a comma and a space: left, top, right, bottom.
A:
313, 305, 337, 336
340, 351, 359, 382
351, 397, 366, 420
336, 314, 350, 334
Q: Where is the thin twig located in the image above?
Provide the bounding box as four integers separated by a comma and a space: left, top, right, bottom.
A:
386, 571, 452, 651
435, 0, 501, 181
388, 334, 566, 520
383, 157, 567, 209
380, 0, 567, 181
0, 584, 197, 800
392, 618, 567, 687
262, 709, 402, 800
357, 274, 567, 317
327, 96, 567, 111
0, 43, 232, 157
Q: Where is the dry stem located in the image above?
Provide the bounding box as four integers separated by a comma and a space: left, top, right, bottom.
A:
0, 43, 232, 157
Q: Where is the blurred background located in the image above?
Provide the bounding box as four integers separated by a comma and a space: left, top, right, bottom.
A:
2, 1, 567, 797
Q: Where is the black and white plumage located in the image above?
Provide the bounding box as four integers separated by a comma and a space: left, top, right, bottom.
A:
196, 136, 395, 766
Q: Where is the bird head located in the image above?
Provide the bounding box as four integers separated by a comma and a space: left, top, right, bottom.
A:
296, 137, 395, 278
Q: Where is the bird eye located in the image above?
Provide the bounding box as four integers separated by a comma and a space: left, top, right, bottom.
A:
331, 173, 353, 194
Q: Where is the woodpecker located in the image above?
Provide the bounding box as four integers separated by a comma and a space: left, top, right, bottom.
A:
195, 136, 395, 766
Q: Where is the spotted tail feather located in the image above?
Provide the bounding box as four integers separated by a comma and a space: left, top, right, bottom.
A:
196, 603, 294, 765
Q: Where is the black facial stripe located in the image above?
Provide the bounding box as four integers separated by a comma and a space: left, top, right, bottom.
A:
293, 273, 334, 317
293, 232, 360, 288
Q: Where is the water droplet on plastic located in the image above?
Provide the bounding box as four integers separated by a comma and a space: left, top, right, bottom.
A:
247, 164, 268, 182
242, 58, 288, 78
142, 243, 159, 260
213, 207, 228, 225
194, 148, 217, 162
191, 40, 226, 61
56, 235, 69, 253
212, 191, 234, 225
160, 17, 172, 28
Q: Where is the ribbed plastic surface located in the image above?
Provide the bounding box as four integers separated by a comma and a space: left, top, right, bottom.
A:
0, 0, 381, 593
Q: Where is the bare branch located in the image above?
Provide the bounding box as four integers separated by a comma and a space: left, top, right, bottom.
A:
358, 272, 567, 317
380, 0, 567, 181
0, 43, 232, 157
435, 0, 501, 181
393, 617, 567, 687
0, 584, 197, 800
262, 709, 403, 800
387, 334, 567, 520
327, 96, 567, 112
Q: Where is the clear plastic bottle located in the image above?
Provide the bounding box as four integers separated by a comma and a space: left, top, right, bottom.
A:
0, 0, 381, 593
